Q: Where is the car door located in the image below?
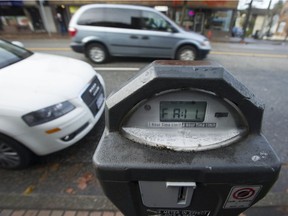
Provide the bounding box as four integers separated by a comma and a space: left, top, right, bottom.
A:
103, 8, 143, 56
134, 10, 180, 58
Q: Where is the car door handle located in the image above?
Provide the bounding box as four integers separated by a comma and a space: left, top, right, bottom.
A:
130, 35, 139, 39
142, 36, 149, 40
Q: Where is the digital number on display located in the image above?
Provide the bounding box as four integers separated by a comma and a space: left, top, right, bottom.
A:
160, 101, 207, 122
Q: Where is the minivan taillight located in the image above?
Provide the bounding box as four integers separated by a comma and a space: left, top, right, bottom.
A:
69, 27, 77, 37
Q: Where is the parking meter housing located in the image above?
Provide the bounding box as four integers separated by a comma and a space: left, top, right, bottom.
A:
93, 61, 281, 216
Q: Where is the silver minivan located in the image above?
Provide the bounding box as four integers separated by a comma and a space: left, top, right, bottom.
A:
69, 4, 211, 63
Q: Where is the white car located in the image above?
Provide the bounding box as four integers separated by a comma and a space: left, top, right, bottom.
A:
0, 39, 105, 169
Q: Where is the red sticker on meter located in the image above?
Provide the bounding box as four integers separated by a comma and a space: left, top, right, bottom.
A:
224, 186, 262, 209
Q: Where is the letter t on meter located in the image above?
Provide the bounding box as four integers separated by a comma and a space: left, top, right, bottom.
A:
93, 60, 281, 216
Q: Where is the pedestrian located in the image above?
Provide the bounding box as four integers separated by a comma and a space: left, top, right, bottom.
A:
56, 13, 66, 35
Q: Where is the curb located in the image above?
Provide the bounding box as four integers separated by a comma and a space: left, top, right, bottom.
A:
0, 193, 288, 211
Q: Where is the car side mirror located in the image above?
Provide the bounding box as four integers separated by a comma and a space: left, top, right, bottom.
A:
12, 41, 24, 48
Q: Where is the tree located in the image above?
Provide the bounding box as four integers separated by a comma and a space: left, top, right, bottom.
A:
272, 0, 284, 15
179, 0, 188, 26
267, 0, 284, 36
241, 0, 253, 40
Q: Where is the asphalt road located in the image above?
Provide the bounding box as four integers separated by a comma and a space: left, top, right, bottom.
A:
0, 39, 288, 212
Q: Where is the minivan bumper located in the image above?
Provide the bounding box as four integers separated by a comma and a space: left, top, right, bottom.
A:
198, 49, 210, 59
71, 42, 84, 53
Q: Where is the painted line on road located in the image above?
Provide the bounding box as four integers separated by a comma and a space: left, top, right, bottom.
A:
94, 67, 139, 71
211, 51, 288, 58
27, 47, 288, 58
28, 47, 70, 51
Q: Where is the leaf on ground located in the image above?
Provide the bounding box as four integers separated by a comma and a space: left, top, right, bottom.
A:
65, 187, 75, 194
39, 171, 48, 183
49, 163, 60, 171
77, 172, 93, 190
23, 185, 36, 195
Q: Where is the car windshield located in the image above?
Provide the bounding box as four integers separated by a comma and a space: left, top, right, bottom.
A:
0, 40, 33, 69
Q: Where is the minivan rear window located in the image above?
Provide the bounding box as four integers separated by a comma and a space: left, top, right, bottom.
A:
77, 8, 142, 29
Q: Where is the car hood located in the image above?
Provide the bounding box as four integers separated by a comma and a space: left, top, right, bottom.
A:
0, 53, 96, 112
180, 30, 208, 41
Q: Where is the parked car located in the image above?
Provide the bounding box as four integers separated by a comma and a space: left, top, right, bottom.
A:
68, 4, 211, 63
0, 39, 105, 169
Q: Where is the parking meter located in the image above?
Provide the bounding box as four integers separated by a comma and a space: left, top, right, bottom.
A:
93, 61, 281, 216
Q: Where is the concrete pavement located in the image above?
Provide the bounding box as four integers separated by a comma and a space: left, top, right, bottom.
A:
0, 209, 123, 216
1, 207, 288, 216
0, 32, 288, 215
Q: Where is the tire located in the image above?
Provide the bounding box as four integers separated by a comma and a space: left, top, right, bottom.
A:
0, 135, 34, 169
176, 45, 197, 61
85, 43, 109, 64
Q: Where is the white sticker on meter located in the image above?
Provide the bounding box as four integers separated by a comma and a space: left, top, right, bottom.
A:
224, 186, 262, 209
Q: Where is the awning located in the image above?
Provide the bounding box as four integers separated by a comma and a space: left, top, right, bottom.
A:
0, 1, 23, 7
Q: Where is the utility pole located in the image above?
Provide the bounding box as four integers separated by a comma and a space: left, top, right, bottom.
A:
266, 0, 273, 37
179, 0, 188, 26
39, 0, 51, 37
241, 0, 253, 41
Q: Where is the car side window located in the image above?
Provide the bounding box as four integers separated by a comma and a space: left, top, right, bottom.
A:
141, 11, 172, 32
77, 8, 105, 26
78, 8, 142, 29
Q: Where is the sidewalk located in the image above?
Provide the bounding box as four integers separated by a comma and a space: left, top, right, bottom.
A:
211, 35, 286, 45
0, 31, 287, 216
1, 207, 288, 216
0, 209, 123, 216
0, 32, 70, 40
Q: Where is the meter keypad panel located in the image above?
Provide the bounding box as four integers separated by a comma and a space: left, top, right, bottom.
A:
121, 89, 248, 151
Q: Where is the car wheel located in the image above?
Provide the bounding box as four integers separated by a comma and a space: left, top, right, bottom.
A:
86, 43, 109, 64
176, 45, 197, 61
0, 135, 34, 169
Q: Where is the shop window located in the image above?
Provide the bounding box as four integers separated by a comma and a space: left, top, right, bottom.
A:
210, 10, 232, 32
69, 6, 80, 15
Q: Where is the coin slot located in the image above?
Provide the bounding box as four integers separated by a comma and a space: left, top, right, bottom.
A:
178, 186, 188, 204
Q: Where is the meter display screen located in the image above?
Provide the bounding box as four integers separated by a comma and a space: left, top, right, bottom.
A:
160, 101, 207, 122
122, 90, 248, 152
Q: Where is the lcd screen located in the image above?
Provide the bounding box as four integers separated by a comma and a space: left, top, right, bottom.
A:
160, 101, 207, 122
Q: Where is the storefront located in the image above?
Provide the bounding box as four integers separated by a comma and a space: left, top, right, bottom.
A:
45, 0, 238, 37
172, 0, 238, 38
276, 1, 288, 37
0, 0, 45, 33
0, 0, 238, 36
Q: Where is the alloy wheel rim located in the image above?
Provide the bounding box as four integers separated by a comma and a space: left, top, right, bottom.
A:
89, 47, 105, 63
0, 142, 21, 168
180, 50, 195, 61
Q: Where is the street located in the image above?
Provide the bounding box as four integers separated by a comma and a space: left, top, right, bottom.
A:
0, 38, 288, 213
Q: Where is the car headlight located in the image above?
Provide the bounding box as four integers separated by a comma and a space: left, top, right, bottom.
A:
22, 101, 75, 127
201, 39, 210, 47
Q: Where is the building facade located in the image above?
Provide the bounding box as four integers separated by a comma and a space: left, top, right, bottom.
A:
276, 0, 288, 38
0, 0, 238, 37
